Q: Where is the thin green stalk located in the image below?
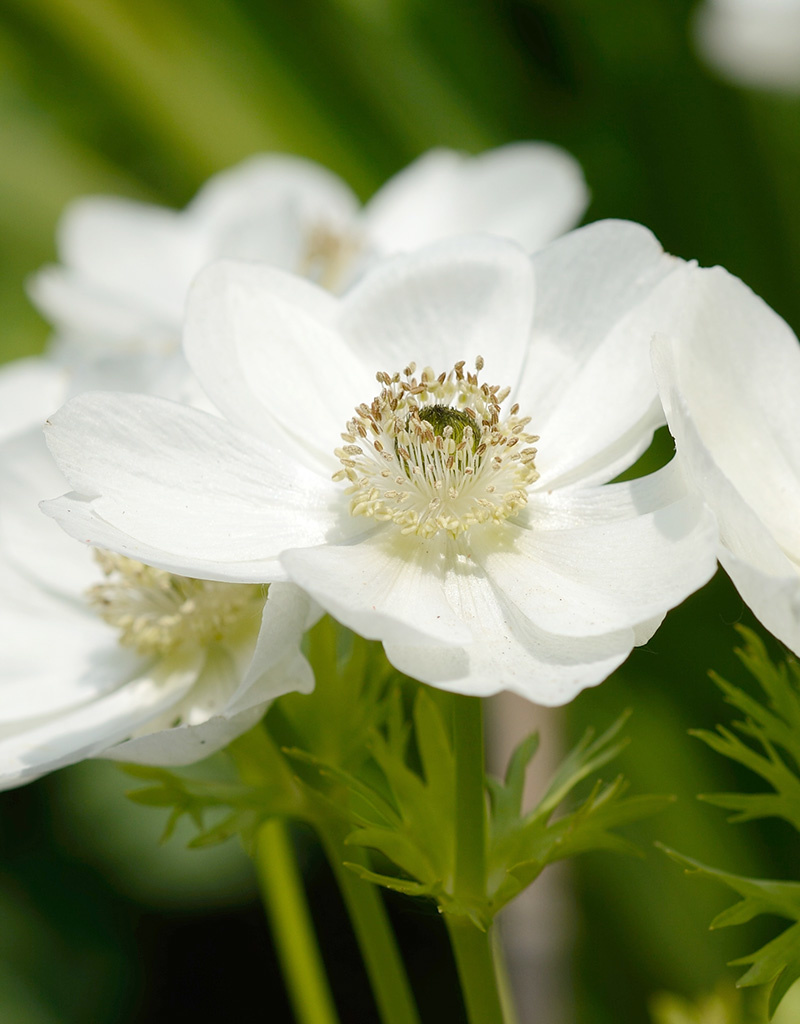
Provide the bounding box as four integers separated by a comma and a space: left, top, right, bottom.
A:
320, 825, 421, 1024
446, 916, 508, 1024
254, 819, 340, 1024
229, 726, 339, 1024
448, 694, 508, 1024
452, 693, 487, 899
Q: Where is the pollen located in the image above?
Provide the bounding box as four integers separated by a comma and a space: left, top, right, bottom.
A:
297, 222, 362, 292
87, 551, 265, 657
333, 358, 539, 539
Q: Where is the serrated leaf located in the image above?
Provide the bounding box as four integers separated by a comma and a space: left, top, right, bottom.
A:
661, 846, 800, 1017
344, 863, 440, 899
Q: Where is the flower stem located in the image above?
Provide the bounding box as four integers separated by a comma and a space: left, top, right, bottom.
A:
452, 693, 487, 899
229, 726, 339, 1024
254, 818, 341, 1024
448, 693, 508, 1023
446, 916, 508, 1024
320, 824, 422, 1024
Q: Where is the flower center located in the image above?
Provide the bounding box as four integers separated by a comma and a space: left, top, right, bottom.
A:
297, 222, 361, 292
87, 551, 265, 657
334, 358, 539, 539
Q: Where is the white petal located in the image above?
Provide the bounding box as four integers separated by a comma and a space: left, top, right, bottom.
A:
384, 567, 634, 704
654, 335, 800, 653
184, 259, 371, 468
100, 703, 266, 766
44, 392, 358, 577
29, 267, 178, 352
474, 483, 717, 638
0, 557, 141, 720
363, 144, 588, 252
695, 0, 800, 92
188, 153, 360, 266
651, 269, 800, 557
103, 588, 315, 765
280, 531, 474, 647
337, 236, 535, 387
0, 427, 99, 597
0, 358, 68, 441
228, 583, 315, 715
55, 196, 201, 324
517, 220, 682, 487
0, 653, 201, 791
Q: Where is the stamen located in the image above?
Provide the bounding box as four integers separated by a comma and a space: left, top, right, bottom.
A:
334, 358, 539, 539
88, 551, 265, 657
297, 223, 362, 292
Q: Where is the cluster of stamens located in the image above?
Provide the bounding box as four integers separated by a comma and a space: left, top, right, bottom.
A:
333, 358, 539, 539
297, 222, 362, 292
87, 551, 265, 657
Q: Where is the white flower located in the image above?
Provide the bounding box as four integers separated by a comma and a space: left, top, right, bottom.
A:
29, 144, 588, 357
43, 222, 718, 706
651, 264, 800, 655
0, 406, 315, 789
0, 357, 67, 442
695, 0, 800, 91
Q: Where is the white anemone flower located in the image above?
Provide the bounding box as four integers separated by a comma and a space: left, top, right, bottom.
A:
694, 0, 800, 91
43, 222, 718, 706
29, 144, 588, 358
0, 409, 315, 789
0, 357, 67, 442
651, 264, 800, 655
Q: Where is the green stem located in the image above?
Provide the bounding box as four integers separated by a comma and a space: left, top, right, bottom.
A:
320, 824, 422, 1024
254, 819, 340, 1024
448, 694, 509, 1023
446, 916, 508, 1024
229, 725, 339, 1024
452, 693, 487, 899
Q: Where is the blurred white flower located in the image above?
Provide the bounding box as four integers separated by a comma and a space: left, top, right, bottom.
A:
652, 264, 800, 655
0, 357, 67, 442
29, 144, 588, 358
0, 375, 314, 788
44, 222, 718, 706
695, 0, 800, 91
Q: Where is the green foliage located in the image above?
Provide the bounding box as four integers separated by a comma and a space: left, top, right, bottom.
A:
291, 687, 671, 926
648, 983, 761, 1024
121, 762, 296, 852
661, 850, 800, 1020
667, 628, 800, 1018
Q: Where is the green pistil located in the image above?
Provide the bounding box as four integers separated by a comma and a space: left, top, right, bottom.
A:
418, 405, 479, 454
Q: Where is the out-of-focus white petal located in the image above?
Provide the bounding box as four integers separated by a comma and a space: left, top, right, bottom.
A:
695, 0, 800, 92
58, 197, 199, 322
363, 143, 588, 253
0, 428, 99, 597
0, 652, 202, 791
189, 153, 360, 264
0, 358, 68, 441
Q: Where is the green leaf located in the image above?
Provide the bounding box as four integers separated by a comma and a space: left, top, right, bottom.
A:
661, 848, 800, 1018
669, 630, 800, 1017
301, 693, 666, 925
120, 762, 296, 847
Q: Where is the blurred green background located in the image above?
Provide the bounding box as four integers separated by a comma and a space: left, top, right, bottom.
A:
2, 0, 800, 1021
